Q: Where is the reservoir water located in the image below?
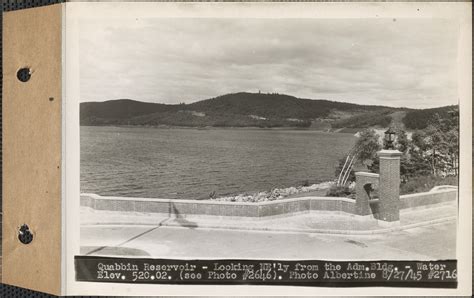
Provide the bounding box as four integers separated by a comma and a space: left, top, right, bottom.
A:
80, 126, 356, 199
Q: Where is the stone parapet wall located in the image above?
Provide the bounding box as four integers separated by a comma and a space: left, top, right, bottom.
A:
81, 188, 456, 218
400, 189, 457, 209
81, 193, 356, 218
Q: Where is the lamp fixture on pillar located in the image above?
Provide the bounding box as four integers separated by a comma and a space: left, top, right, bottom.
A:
384, 127, 396, 150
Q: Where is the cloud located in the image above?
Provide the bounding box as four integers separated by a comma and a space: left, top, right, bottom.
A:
79, 17, 459, 108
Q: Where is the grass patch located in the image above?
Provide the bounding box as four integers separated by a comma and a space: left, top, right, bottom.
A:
400, 175, 458, 195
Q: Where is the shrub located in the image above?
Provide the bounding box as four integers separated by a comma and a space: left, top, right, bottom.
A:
400, 175, 458, 195
326, 185, 355, 198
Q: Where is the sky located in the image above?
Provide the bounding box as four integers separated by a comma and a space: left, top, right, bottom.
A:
79, 17, 459, 109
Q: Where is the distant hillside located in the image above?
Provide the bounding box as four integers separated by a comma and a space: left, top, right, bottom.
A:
80, 99, 180, 125
331, 109, 394, 129
187, 92, 384, 119
402, 105, 459, 130
80, 92, 456, 131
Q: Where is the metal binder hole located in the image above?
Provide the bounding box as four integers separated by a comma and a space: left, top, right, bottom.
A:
17, 68, 31, 82
18, 224, 33, 244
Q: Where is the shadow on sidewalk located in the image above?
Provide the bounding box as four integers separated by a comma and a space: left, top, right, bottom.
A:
85, 222, 165, 256
168, 202, 198, 229
84, 202, 198, 256
81, 246, 151, 256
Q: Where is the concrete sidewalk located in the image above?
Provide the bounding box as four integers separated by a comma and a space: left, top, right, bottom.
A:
80, 201, 457, 260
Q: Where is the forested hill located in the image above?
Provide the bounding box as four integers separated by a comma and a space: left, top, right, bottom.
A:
80, 92, 457, 130
187, 93, 384, 119
402, 105, 459, 130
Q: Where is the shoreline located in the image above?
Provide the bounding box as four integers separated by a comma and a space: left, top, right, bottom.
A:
80, 124, 359, 134
209, 181, 339, 203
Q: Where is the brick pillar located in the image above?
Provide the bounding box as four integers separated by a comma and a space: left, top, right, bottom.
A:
355, 172, 379, 216
377, 150, 402, 223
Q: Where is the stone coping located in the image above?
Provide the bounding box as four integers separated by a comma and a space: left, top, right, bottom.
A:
377, 150, 403, 158
355, 172, 380, 177
82, 187, 457, 204
400, 188, 457, 199
257, 195, 355, 204
429, 185, 458, 192
81, 193, 355, 206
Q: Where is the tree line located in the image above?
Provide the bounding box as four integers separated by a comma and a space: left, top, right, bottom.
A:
335, 108, 459, 188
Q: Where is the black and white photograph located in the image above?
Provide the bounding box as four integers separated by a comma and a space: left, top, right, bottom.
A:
63, 2, 470, 292
78, 4, 460, 259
